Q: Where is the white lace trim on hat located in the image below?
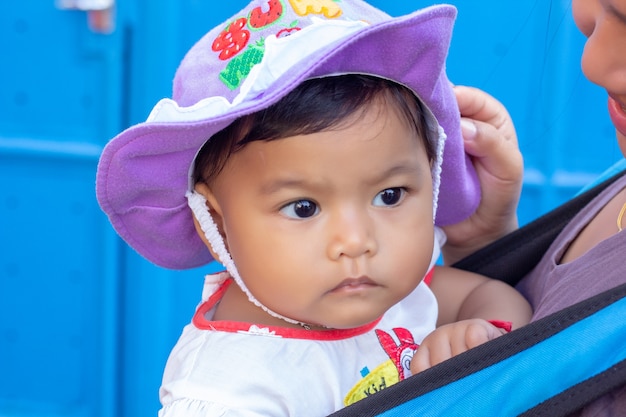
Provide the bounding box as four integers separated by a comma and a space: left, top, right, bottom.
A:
186, 190, 308, 326
432, 124, 446, 219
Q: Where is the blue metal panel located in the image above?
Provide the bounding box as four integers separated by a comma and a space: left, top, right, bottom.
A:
1, 1, 621, 417
0, 1, 125, 416
445, 0, 621, 224
0, 148, 117, 416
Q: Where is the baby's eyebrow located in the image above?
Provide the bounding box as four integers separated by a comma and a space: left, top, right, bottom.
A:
366, 163, 424, 185
259, 178, 314, 195
258, 161, 425, 195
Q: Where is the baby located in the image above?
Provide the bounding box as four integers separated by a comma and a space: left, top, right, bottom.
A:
96, 1, 531, 415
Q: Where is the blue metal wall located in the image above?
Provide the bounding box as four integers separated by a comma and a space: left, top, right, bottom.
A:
0, 1, 621, 416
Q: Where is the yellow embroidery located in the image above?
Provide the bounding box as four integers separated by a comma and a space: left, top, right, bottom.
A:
344, 360, 400, 407
288, 0, 342, 18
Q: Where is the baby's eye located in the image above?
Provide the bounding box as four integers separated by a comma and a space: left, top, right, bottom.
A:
280, 199, 319, 219
373, 188, 405, 207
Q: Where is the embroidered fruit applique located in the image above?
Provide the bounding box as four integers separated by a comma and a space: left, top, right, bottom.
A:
249, 0, 284, 29
212, 17, 250, 60
288, 0, 342, 18
219, 38, 265, 90
218, 17, 302, 90
276, 20, 301, 38
214, 0, 312, 91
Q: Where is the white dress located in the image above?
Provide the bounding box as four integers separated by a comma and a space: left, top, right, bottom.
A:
158, 230, 445, 417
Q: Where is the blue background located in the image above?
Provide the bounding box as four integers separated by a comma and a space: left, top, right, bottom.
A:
0, 1, 622, 415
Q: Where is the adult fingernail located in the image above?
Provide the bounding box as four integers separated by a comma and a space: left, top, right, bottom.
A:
460, 118, 477, 141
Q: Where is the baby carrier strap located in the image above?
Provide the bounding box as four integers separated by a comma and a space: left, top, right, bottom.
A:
330, 282, 626, 417
452, 169, 626, 286
330, 168, 626, 417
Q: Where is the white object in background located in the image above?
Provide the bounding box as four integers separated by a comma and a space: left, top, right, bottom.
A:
56, 0, 115, 34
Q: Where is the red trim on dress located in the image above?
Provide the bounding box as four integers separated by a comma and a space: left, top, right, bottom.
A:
192, 266, 435, 341
423, 267, 434, 286
192, 278, 382, 341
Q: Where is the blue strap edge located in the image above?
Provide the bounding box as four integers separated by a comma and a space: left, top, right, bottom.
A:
379, 296, 626, 416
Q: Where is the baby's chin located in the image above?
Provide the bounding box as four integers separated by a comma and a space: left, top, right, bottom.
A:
315, 311, 383, 331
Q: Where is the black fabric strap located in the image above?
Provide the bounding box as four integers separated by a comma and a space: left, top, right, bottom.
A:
452, 170, 626, 286
520, 358, 626, 416
329, 283, 626, 417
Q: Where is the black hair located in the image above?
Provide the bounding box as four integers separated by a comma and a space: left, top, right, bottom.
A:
193, 74, 433, 184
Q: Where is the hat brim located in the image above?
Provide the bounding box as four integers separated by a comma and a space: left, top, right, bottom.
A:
96, 5, 479, 270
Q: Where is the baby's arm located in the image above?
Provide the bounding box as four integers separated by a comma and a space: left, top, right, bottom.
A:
441, 86, 523, 264
411, 265, 532, 374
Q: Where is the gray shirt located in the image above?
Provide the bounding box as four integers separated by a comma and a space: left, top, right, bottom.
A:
517, 173, 626, 417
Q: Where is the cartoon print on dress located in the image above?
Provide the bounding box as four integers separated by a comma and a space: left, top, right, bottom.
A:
343, 328, 419, 406
212, 0, 345, 90
375, 328, 419, 380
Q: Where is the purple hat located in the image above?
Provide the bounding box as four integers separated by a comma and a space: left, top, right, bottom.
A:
96, 0, 480, 270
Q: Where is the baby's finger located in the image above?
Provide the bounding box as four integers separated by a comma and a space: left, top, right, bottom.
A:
410, 345, 432, 375
416, 332, 454, 371
463, 321, 494, 350
465, 321, 507, 349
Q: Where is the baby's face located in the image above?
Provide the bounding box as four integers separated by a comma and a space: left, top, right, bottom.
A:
204, 100, 435, 329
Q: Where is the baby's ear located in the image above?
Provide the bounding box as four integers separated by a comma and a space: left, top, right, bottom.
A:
192, 182, 227, 261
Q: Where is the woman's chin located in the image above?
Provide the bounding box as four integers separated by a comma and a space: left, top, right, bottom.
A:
607, 97, 626, 158
616, 129, 626, 159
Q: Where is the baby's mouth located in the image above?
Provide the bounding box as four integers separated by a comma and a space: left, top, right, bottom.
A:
330, 276, 377, 292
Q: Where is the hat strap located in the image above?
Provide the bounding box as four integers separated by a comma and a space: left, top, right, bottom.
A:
431, 124, 446, 220
186, 191, 310, 327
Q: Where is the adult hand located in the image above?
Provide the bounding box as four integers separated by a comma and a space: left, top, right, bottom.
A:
441, 86, 523, 264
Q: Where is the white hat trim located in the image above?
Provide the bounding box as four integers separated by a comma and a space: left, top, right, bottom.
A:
186, 190, 307, 326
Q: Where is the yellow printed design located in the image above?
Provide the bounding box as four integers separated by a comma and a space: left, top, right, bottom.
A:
344, 360, 399, 406
288, 0, 343, 18
344, 328, 419, 406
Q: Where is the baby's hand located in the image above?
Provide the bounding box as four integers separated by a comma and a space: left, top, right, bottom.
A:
441, 86, 524, 264
410, 319, 507, 375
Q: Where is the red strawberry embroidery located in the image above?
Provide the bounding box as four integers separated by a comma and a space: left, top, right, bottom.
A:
212, 17, 250, 60
248, 0, 284, 29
